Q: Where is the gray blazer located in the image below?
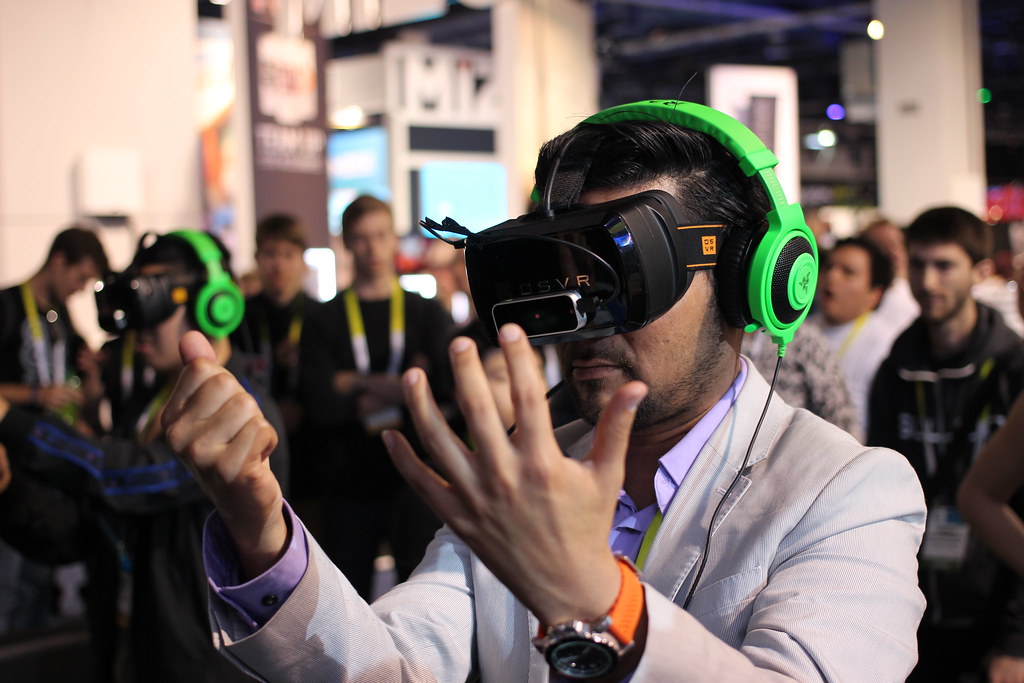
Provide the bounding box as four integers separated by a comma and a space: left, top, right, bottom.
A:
211, 361, 926, 682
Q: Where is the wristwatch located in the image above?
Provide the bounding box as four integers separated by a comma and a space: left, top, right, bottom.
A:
532, 556, 645, 680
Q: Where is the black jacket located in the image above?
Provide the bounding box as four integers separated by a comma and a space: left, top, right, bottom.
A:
869, 303, 1024, 650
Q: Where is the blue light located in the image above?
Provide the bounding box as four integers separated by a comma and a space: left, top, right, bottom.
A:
826, 104, 846, 121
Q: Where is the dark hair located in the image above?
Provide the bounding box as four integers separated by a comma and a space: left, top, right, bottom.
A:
133, 230, 235, 281
256, 213, 308, 251
830, 236, 895, 293
534, 119, 770, 234
904, 206, 992, 264
340, 195, 392, 241
48, 225, 110, 274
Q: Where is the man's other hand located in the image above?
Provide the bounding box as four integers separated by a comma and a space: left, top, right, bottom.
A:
162, 331, 288, 579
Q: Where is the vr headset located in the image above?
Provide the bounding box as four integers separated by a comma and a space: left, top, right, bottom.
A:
95, 230, 244, 339
422, 100, 817, 351
427, 191, 725, 343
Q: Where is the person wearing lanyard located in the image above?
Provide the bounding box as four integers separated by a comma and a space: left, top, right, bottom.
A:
231, 214, 320, 513
299, 194, 455, 601
868, 206, 1024, 682
165, 103, 925, 681
810, 236, 902, 438
0, 225, 109, 427
0, 230, 289, 683
0, 224, 108, 637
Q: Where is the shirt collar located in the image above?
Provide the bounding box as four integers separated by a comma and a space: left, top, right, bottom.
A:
650, 358, 747, 513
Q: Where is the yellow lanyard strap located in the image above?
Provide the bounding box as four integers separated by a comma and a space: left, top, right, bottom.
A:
342, 280, 406, 376
634, 509, 664, 571
835, 312, 870, 361
20, 281, 63, 386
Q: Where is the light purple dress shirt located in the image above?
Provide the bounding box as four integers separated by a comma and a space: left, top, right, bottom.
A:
204, 360, 747, 629
608, 359, 746, 563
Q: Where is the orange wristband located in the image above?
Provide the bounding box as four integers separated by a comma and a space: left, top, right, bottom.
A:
536, 555, 645, 645
607, 555, 644, 645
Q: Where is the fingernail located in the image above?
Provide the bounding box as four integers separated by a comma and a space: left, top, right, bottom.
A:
450, 337, 471, 354
381, 430, 395, 449
500, 324, 522, 342
625, 394, 643, 412
404, 370, 420, 386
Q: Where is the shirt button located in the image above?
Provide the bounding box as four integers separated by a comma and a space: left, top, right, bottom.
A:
261, 594, 278, 607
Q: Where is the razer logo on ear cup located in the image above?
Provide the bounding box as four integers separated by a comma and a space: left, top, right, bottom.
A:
799, 271, 810, 293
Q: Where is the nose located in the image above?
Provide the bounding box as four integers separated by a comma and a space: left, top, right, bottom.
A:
919, 264, 939, 291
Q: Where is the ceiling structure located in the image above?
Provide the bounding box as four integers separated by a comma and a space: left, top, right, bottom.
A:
320, 0, 1022, 201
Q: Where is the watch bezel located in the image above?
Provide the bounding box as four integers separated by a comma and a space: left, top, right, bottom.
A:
534, 617, 631, 679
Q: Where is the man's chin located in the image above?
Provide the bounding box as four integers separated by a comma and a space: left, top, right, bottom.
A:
566, 380, 615, 425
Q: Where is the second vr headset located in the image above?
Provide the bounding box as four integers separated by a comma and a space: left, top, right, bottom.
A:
423, 100, 818, 351
95, 230, 244, 339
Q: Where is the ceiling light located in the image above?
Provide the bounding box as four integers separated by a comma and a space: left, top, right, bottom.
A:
867, 20, 884, 40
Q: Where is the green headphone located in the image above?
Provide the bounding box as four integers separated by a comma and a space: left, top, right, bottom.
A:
581, 100, 818, 348
168, 229, 245, 339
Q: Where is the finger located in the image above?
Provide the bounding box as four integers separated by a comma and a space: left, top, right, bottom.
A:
164, 370, 251, 439
498, 324, 556, 452
190, 391, 266, 459
401, 367, 478, 491
447, 337, 513, 463
589, 381, 648, 486
179, 330, 217, 364
383, 429, 472, 530
211, 415, 280, 485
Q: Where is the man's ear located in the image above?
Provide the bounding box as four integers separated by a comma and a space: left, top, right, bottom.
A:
973, 258, 995, 285
49, 251, 68, 270
869, 285, 885, 311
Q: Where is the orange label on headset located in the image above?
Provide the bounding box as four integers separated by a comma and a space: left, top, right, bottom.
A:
702, 236, 717, 255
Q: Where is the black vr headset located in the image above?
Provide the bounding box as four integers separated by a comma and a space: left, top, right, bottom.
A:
95, 230, 244, 340
422, 100, 818, 351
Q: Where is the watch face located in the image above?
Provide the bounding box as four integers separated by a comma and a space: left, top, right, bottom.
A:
548, 639, 617, 679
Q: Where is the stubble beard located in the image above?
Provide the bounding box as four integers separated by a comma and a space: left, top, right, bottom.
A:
564, 301, 728, 431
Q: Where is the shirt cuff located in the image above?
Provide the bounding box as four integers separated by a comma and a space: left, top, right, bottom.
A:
203, 500, 309, 629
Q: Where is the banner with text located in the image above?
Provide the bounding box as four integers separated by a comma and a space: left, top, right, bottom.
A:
247, 0, 329, 246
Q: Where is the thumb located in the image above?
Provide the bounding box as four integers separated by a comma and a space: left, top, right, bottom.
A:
590, 381, 648, 483
179, 330, 217, 365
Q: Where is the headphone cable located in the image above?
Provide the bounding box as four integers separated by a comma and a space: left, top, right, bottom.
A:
682, 352, 783, 609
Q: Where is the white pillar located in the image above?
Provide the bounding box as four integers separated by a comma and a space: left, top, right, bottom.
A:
492, 0, 599, 215
874, 0, 986, 224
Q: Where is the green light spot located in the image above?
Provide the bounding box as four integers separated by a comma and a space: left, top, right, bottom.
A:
978, 88, 992, 104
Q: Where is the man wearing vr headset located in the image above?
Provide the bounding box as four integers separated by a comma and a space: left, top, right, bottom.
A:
162, 102, 925, 681
0, 230, 288, 682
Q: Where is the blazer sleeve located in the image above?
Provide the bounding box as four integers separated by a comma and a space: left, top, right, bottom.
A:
633, 445, 926, 682
211, 524, 476, 682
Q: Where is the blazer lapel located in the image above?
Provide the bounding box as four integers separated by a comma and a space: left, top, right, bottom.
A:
639, 362, 789, 603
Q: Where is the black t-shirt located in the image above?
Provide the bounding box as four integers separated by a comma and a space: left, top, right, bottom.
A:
0, 283, 86, 388
231, 292, 319, 401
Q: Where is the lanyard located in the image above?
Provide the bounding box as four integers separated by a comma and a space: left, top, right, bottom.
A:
258, 301, 304, 390
634, 509, 664, 571
136, 383, 172, 445
342, 280, 405, 376
835, 312, 870, 361
121, 329, 137, 398
20, 281, 64, 386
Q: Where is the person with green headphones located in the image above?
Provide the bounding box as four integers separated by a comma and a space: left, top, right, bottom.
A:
165, 102, 925, 681
0, 229, 289, 683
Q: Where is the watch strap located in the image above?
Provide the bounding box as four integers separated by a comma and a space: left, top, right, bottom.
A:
606, 555, 644, 645
535, 555, 645, 644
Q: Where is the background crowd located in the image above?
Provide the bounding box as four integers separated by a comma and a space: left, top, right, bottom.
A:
1, 196, 1024, 681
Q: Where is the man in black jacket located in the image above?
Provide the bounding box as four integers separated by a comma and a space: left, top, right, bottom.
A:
0, 230, 289, 682
868, 206, 1024, 682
